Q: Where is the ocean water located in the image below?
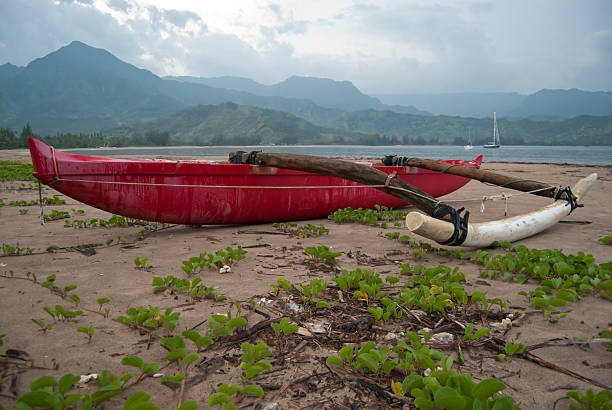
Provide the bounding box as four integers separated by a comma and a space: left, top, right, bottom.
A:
68, 145, 612, 166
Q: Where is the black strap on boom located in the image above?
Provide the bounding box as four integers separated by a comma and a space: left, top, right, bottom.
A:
230, 151, 247, 164
432, 204, 470, 246
554, 186, 583, 214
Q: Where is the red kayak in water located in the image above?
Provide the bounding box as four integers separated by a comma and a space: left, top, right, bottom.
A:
28, 137, 482, 225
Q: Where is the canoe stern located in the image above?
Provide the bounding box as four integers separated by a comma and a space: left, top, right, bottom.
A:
28, 137, 57, 184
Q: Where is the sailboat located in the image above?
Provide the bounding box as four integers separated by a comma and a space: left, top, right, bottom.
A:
464, 128, 473, 150
483, 112, 501, 148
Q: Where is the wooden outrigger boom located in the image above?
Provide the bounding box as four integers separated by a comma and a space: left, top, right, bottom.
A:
229, 151, 441, 215
232, 151, 595, 247
382, 155, 561, 199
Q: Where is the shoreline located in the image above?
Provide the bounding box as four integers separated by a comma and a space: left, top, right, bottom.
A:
1, 148, 610, 168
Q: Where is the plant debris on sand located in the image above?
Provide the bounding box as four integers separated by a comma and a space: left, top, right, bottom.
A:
0, 157, 611, 409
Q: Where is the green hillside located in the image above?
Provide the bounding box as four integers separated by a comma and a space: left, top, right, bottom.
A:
113, 103, 369, 145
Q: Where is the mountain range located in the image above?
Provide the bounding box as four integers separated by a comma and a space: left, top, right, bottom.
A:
375, 89, 612, 119
0, 41, 611, 145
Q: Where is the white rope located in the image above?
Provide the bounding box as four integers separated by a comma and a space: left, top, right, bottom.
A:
48, 145, 558, 211
51, 177, 393, 190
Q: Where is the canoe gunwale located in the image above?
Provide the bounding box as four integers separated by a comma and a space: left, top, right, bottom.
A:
28, 137, 482, 225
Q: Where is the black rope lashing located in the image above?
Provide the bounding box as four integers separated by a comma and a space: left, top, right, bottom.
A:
383, 156, 415, 166
230, 151, 247, 164
246, 150, 264, 165
554, 186, 583, 214
432, 204, 470, 246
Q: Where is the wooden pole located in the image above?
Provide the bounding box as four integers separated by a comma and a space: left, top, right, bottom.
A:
386, 156, 560, 199
229, 151, 440, 215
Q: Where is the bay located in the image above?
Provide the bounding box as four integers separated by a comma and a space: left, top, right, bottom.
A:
68, 145, 612, 165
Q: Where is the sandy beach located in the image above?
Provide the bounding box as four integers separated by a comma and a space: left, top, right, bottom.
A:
1, 149, 611, 409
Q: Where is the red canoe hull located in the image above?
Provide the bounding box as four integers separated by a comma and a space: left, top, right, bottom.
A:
28, 138, 482, 225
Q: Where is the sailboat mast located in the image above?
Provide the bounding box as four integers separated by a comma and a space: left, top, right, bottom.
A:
493, 112, 497, 144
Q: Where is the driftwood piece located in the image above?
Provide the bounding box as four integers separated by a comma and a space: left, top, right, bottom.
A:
229, 151, 439, 215
386, 156, 561, 199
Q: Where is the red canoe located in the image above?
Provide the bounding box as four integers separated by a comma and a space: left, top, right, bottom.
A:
28, 138, 482, 225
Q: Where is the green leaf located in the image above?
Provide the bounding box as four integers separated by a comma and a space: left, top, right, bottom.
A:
141, 362, 159, 375
142, 319, 159, 328
473, 378, 506, 400
222, 402, 238, 410
160, 374, 185, 390
227, 317, 247, 328
160, 335, 185, 351
245, 365, 264, 379
463, 323, 475, 340
178, 400, 199, 410
92, 384, 122, 405
120, 373, 134, 386
283, 323, 299, 335
58, 374, 80, 395
63, 393, 88, 408
491, 396, 515, 410
181, 330, 200, 343
413, 397, 435, 410
208, 392, 229, 406
596, 280, 612, 290
599, 235, 612, 245
242, 384, 264, 398
402, 374, 424, 394
166, 348, 186, 361
30, 376, 57, 391
368, 307, 383, 320
316, 300, 331, 309
124, 392, 151, 409
121, 356, 144, 369
326, 356, 343, 366
211, 314, 228, 324
17, 391, 59, 408
184, 352, 201, 366
385, 275, 400, 284
474, 327, 491, 339
217, 384, 243, 396
277, 278, 291, 291
434, 386, 466, 410
356, 352, 380, 373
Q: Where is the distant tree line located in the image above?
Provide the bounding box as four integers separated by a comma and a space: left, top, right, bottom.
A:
0, 125, 516, 149
0, 125, 170, 149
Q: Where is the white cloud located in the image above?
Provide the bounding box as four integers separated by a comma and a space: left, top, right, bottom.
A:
0, 0, 610, 93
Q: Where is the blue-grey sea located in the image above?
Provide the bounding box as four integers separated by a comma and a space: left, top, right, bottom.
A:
68, 145, 612, 166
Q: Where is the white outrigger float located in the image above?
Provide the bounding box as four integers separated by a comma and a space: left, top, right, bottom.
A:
406, 173, 597, 247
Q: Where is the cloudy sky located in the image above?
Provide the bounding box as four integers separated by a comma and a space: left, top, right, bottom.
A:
1, 0, 611, 94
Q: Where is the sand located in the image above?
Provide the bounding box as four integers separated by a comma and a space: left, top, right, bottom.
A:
0, 148, 611, 409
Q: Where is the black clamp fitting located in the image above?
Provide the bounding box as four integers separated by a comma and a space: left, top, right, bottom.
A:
432, 204, 470, 246
230, 150, 264, 165
230, 151, 246, 164
246, 150, 263, 165
554, 186, 583, 214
